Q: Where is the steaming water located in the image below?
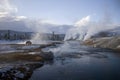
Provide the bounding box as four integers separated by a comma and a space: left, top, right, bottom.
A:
30, 41, 120, 80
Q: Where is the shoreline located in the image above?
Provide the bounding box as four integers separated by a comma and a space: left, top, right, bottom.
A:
83, 36, 120, 52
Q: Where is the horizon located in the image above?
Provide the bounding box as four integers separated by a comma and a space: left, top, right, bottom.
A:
0, 0, 120, 34
0, 1, 120, 80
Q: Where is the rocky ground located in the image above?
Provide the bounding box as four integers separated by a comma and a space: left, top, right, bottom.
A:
0, 42, 58, 80
0, 62, 44, 80
84, 36, 120, 52
0, 44, 55, 62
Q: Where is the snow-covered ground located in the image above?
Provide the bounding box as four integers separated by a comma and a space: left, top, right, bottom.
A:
0, 44, 40, 54
0, 40, 59, 44
0, 40, 26, 44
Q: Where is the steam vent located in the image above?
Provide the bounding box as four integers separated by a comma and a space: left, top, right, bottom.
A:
0, 0, 120, 80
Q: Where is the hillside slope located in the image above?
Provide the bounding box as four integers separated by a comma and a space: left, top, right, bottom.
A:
84, 36, 120, 51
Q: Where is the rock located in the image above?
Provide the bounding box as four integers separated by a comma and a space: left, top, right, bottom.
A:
40, 51, 54, 60
15, 72, 24, 79
0, 63, 43, 80
84, 36, 120, 52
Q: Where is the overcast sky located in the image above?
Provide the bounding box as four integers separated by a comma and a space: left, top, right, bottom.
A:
12, 0, 120, 24
0, 0, 120, 33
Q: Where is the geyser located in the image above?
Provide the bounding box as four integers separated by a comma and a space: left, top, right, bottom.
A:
64, 15, 119, 41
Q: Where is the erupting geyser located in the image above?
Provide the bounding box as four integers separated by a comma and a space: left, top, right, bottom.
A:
64, 15, 119, 41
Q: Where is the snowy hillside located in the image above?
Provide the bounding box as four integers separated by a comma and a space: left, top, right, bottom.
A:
0, 30, 65, 41
91, 26, 120, 38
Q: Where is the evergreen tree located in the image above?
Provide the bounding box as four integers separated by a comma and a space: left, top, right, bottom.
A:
52, 31, 55, 40
14, 34, 17, 40
7, 30, 10, 40
4, 34, 8, 40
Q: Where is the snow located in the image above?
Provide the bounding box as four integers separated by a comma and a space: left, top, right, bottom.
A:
0, 45, 14, 51
21, 45, 40, 50
0, 40, 25, 44
117, 45, 120, 49
0, 44, 40, 54
0, 50, 25, 54
28, 52, 40, 54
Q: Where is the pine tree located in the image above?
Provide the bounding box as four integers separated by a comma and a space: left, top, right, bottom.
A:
52, 31, 55, 40
4, 34, 8, 40
7, 30, 10, 40
14, 34, 17, 40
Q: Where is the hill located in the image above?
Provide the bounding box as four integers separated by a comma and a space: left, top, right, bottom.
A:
0, 30, 65, 41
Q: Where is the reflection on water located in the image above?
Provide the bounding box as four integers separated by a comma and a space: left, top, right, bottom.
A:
0, 41, 120, 80
30, 41, 120, 80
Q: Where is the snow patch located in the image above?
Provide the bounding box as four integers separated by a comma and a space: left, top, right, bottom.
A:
21, 45, 40, 50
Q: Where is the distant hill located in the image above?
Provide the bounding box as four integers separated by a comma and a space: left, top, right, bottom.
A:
0, 30, 65, 41
91, 27, 120, 38
84, 26, 120, 51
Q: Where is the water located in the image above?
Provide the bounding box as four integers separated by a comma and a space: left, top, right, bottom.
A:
30, 41, 120, 80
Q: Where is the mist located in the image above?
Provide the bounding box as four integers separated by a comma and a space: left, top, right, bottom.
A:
64, 14, 120, 41
0, 0, 71, 44
0, 0, 120, 43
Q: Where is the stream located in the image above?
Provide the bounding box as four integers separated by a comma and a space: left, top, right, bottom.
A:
30, 41, 120, 80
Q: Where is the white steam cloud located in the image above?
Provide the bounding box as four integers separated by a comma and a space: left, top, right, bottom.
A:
0, 0, 48, 44
75, 16, 90, 27
0, 0, 71, 33
0, 0, 17, 16
0, 0, 119, 43
65, 15, 120, 41
64, 16, 90, 40
0, 0, 72, 44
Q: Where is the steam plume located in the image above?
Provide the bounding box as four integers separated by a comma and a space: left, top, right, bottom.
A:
65, 14, 119, 41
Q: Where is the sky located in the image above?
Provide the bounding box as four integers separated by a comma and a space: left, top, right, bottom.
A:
12, 0, 120, 24
0, 0, 120, 33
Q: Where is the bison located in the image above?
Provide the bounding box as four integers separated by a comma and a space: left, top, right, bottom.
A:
26, 41, 32, 45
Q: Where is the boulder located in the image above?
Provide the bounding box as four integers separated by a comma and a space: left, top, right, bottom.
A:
0, 63, 43, 80
40, 51, 54, 60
